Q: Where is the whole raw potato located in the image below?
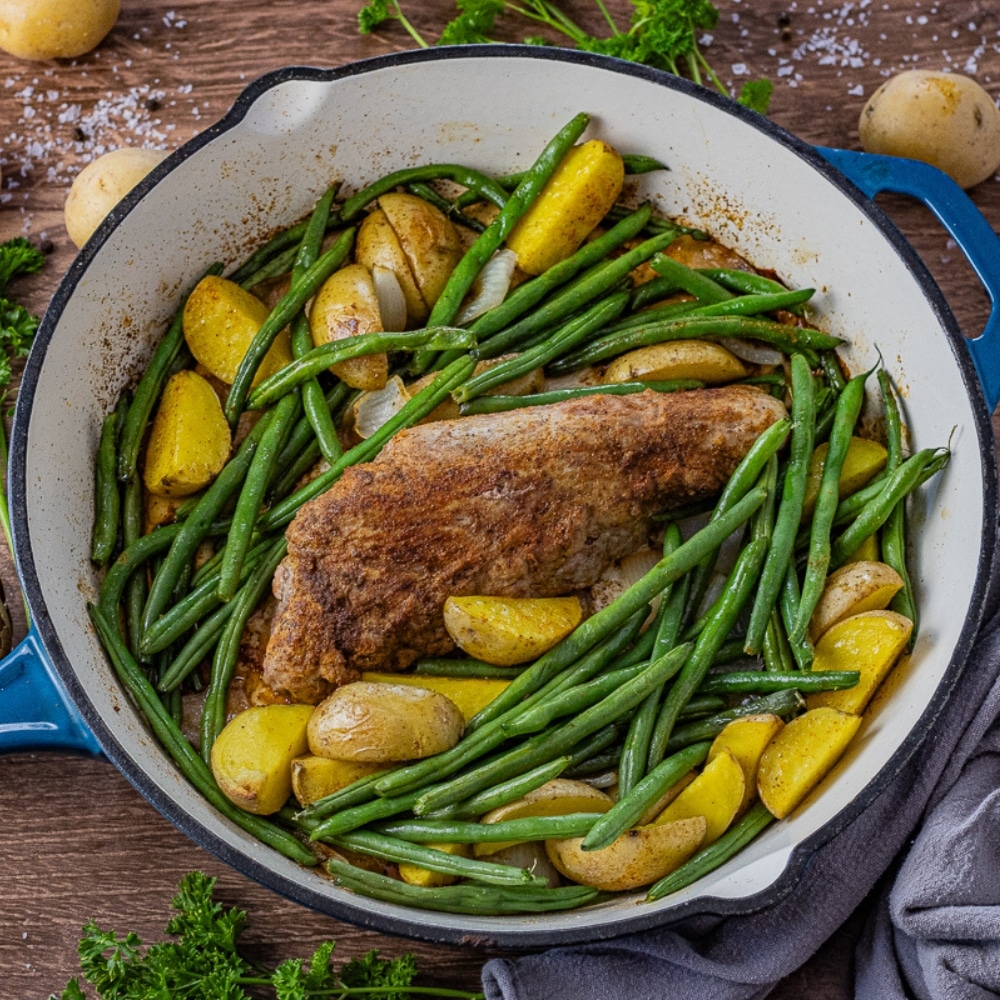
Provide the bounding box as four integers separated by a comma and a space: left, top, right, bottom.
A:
0, 0, 120, 61
65, 147, 168, 248
859, 69, 1000, 188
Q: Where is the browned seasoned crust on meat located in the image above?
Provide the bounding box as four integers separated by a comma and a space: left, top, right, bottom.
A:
262, 386, 787, 703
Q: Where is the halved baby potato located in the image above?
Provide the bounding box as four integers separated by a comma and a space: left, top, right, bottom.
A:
805, 610, 913, 715
601, 340, 748, 385
398, 842, 473, 888
546, 816, 706, 891
359, 672, 510, 724
309, 262, 388, 391
802, 436, 888, 517
707, 713, 785, 813
443, 595, 583, 666
757, 706, 862, 819
290, 754, 387, 806
653, 748, 745, 845
182, 274, 293, 386
307, 681, 465, 763
809, 561, 905, 641
211, 704, 314, 815
142, 369, 231, 497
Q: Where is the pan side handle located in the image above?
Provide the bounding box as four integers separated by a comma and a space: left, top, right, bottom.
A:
0, 627, 103, 756
817, 147, 1000, 412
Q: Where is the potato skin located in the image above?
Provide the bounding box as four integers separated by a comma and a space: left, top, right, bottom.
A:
0, 0, 120, 60
307, 681, 465, 762
859, 69, 1000, 188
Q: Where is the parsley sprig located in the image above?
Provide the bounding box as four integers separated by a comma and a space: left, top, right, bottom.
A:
56, 871, 486, 1000
357, 0, 772, 113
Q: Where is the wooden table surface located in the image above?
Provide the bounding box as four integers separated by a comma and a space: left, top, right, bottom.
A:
1, 1, 998, 996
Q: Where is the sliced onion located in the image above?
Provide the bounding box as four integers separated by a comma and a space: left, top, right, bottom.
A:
371, 265, 407, 333
454, 248, 517, 325
352, 375, 411, 439
721, 336, 783, 366
487, 843, 562, 888
589, 546, 661, 620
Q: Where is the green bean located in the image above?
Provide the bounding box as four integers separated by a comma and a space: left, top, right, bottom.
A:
413, 645, 693, 815
744, 354, 815, 654
455, 205, 652, 350
327, 859, 600, 914
474, 231, 676, 360
259, 355, 476, 531
297, 769, 392, 823
779, 559, 813, 670
819, 350, 847, 395
224, 228, 356, 424
418, 113, 591, 342
582, 742, 712, 852
698, 268, 807, 314
680, 695, 729, 718
464, 484, 767, 735
122, 479, 147, 658
627, 275, 684, 311
156, 601, 231, 692
406, 181, 487, 233
663, 689, 804, 755
88, 602, 316, 865
229, 222, 309, 287
681, 287, 815, 320
98, 523, 182, 620
376, 813, 605, 844
699, 669, 859, 694
762, 609, 796, 674
622, 153, 669, 174
329, 830, 541, 886
116, 263, 223, 482
412, 658, 526, 679
240, 243, 300, 289
790, 369, 868, 643
648, 253, 734, 303
454, 292, 628, 403
548, 315, 839, 375
309, 790, 422, 840
246, 327, 473, 411
200, 536, 288, 761
458, 379, 702, 416
647, 537, 768, 771
830, 448, 949, 569
91, 408, 122, 565
646, 801, 775, 900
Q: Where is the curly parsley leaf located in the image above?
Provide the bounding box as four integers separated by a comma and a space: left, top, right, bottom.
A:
340, 949, 420, 1000
0, 235, 46, 296
437, 0, 506, 45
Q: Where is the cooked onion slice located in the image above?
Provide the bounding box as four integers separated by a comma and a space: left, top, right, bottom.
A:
455, 249, 517, 325
372, 264, 407, 332
352, 375, 411, 439
720, 337, 783, 366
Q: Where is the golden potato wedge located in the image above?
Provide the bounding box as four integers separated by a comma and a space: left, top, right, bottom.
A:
475, 778, 614, 856
398, 841, 473, 888
378, 192, 464, 312
844, 533, 880, 564
757, 707, 863, 819
443, 595, 583, 666
290, 754, 387, 806
707, 714, 785, 812
144, 490, 187, 532
183, 274, 293, 386
802, 436, 888, 517
210, 704, 314, 815
356, 207, 426, 325
142, 370, 231, 497
809, 561, 905, 641
806, 610, 913, 715
654, 749, 745, 845
636, 771, 697, 825
601, 340, 748, 385
307, 681, 465, 763
309, 262, 388, 391
507, 140, 625, 275
546, 816, 706, 891
359, 672, 510, 724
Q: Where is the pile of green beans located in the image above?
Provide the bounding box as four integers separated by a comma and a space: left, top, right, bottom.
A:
88, 112, 949, 915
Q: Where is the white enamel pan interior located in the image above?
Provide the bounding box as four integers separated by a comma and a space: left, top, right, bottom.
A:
11, 47, 1000, 947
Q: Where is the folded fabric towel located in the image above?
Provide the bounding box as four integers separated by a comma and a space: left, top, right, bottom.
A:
483, 602, 1000, 1000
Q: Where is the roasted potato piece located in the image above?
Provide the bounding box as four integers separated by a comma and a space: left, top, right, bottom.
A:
707, 714, 785, 812
809, 561, 905, 641
601, 340, 748, 385
290, 754, 387, 806
398, 841, 473, 888
183, 274, 293, 386
359, 672, 510, 723
546, 816, 706, 891
475, 778, 614, 856
802, 436, 888, 517
806, 610, 913, 715
757, 707, 863, 819
210, 704, 314, 815
654, 749, 745, 845
443, 595, 583, 666
307, 681, 465, 763
142, 370, 231, 497
309, 263, 388, 391
507, 140, 625, 275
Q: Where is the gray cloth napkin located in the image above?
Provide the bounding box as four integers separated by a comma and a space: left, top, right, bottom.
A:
482, 605, 1000, 1000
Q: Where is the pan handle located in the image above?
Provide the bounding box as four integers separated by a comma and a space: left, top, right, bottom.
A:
0, 627, 103, 756
817, 147, 1000, 412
